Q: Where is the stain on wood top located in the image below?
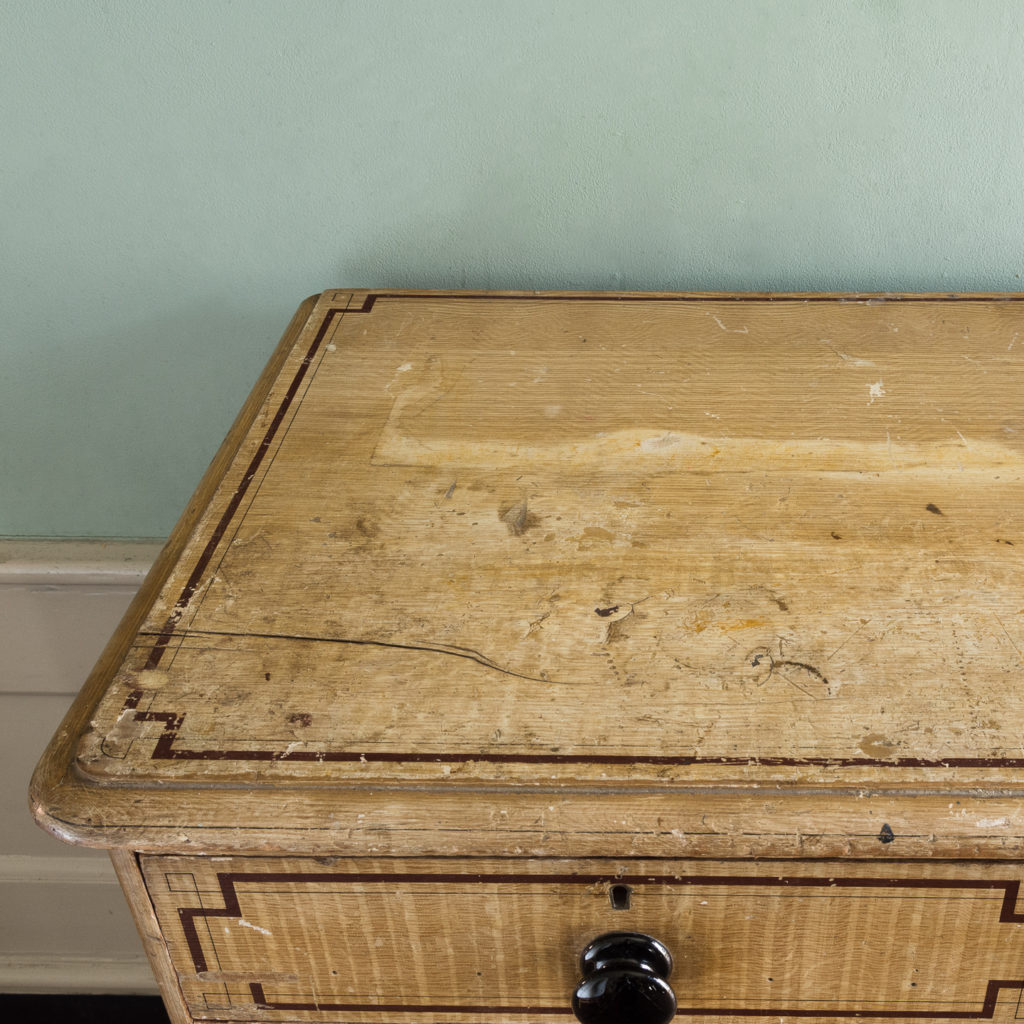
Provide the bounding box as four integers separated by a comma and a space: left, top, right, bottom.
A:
32, 291, 1024, 855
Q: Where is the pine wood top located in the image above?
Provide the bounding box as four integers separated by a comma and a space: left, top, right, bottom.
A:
31, 291, 1024, 856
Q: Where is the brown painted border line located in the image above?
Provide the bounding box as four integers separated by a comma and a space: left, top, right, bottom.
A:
247, 979, 1024, 1019
248, 982, 569, 1017
121, 689, 1024, 770
174, 870, 1024, 1018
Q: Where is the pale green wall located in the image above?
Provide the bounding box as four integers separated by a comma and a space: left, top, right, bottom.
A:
3, 0, 1024, 538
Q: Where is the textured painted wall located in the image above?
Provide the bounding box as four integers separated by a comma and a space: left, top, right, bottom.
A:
3, 0, 1024, 537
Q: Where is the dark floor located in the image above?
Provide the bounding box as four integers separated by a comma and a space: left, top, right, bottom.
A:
0, 995, 171, 1023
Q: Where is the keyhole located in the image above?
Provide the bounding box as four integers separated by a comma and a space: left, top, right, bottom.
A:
609, 883, 632, 910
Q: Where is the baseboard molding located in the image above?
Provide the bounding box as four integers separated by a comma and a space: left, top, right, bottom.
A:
0, 955, 158, 994
0, 854, 119, 885
0, 539, 162, 697
0, 538, 163, 586
0, 540, 161, 993
0, 857, 158, 994
0, 852, 159, 993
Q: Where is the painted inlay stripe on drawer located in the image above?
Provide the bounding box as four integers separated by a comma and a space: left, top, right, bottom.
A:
171, 870, 1024, 1019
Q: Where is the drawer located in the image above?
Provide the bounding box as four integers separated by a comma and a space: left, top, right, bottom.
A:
141, 855, 1024, 1024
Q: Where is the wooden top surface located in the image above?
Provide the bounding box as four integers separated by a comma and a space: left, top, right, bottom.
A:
32, 291, 1024, 856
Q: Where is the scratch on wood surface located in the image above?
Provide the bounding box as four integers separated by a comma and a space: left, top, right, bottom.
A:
992, 613, 1024, 664
144, 627, 564, 684
828, 619, 871, 660
384, 361, 414, 391
229, 530, 273, 553
710, 314, 749, 333
821, 340, 876, 367
750, 650, 835, 699
237, 918, 272, 936
773, 662, 830, 699
524, 611, 550, 639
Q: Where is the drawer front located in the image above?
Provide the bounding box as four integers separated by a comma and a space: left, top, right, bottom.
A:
141, 855, 1024, 1024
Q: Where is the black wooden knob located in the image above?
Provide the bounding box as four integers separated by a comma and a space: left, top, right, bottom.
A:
571, 931, 676, 1024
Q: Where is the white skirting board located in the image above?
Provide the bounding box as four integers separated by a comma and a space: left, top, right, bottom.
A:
0, 540, 162, 993
0, 857, 154, 993
0, 956, 155, 994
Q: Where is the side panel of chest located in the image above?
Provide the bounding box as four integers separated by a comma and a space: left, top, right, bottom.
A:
140, 855, 1024, 1024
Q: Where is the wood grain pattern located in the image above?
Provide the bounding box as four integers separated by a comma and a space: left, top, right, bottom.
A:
142, 854, 1024, 1024
31, 291, 1024, 856
110, 849, 192, 1024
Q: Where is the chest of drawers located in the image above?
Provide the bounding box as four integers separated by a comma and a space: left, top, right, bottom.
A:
32, 290, 1024, 1023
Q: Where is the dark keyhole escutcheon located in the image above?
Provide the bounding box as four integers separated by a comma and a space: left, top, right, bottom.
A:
571, 931, 676, 1024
